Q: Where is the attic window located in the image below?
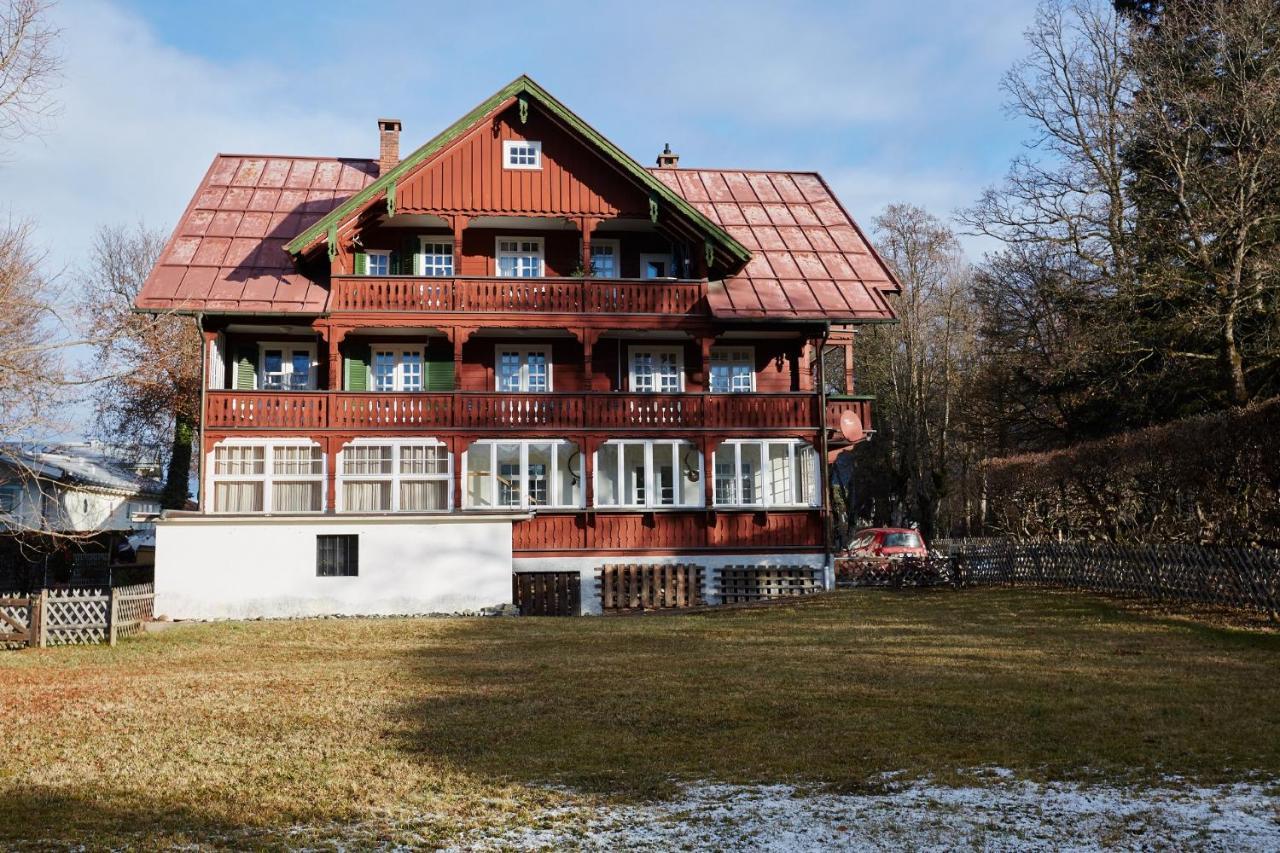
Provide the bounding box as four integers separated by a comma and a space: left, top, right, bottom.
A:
503, 140, 541, 170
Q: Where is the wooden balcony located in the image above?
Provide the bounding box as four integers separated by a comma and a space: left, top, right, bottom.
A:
328, 275, 708, 315
205, 391, 822, 432
825, 396, 874, 435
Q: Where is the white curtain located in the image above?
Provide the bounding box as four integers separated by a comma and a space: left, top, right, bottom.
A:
344, 481, 390, 512
768, 444, 793, 505
401, 480, 447, 511
214, 481, 262, 513
796, 445, 816, 505
273, 481, 321, 512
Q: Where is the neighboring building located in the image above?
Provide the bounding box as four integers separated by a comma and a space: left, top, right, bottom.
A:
0, 442, 164, 535
0, 443, 165, 590
135, 76, 898, 618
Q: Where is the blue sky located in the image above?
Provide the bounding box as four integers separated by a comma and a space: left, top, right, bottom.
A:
3, 0, 1042, 436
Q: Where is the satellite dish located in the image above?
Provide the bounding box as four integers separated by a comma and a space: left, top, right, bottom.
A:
839, 410, 866, 445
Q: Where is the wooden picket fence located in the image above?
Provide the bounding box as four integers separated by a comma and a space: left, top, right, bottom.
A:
937, 539, 1280, 622
600, 563, 704, 612
717, 565, 822, 604
0, 582, 154, 648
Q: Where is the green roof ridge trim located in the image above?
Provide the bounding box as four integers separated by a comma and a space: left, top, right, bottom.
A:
286, 75, 751, 264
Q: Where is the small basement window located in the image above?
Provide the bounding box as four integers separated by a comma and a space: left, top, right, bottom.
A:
503, 140, 541, 170
317, 534, 358, 577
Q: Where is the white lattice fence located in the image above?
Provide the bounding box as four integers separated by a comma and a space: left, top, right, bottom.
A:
112, 583, 155, 641
43, 588, 109, 646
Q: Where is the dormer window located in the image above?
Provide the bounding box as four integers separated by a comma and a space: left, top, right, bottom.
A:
503, 140, 541, 170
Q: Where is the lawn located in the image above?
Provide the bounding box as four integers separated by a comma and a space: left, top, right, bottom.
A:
1, 589, 1278, 848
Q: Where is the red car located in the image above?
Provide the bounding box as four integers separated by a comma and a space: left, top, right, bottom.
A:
846, 527, 929, 559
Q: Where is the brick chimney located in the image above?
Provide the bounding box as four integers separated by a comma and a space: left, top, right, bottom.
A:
378, 118, 402, 176
656, 142, 679, 169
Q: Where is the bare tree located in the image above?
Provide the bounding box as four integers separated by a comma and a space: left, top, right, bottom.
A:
854, 204, 979, 540
78, 224, 200, 509
963, 0, 1136, 284
1127, 0, 1280, 405
0, 218, 63, 440
0, 0, 60, 145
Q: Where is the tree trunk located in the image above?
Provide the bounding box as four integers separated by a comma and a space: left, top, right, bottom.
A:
1222, 303, 1248, 406
162, 412, 195, 510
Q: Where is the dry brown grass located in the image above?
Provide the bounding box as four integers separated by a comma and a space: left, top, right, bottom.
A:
1, 589, 1278, 848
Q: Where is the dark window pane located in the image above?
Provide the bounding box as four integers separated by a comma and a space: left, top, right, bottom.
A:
317, 534, 359, 576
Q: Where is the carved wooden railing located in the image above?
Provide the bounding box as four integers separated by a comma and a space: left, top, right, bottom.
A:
207, 391, 822, 432
328, 276, 708, 315
205, 392, 329, 429
825, 397, 874, 435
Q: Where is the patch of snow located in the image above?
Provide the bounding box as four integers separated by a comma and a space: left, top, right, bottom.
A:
446, 776, 1280, 852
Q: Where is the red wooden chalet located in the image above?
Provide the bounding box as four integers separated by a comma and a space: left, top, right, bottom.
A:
137, 76, 898, 618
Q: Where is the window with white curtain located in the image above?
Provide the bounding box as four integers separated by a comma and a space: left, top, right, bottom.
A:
338, 441, 450, 512
373, 348, 424, 392
709, 347, 755, 393
210, 442, 324, 513
464, 440, 581, 509
496, 237, 544, 277
629, 345, 684, 393
418, 240, 454, 277
594, 440, 702, 508
495, 346, 551, 392
712, 440, 818, 508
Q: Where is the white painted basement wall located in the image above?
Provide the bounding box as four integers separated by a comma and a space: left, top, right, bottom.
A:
155, 516, 516, 619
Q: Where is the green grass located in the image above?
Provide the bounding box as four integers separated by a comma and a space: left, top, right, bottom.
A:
1, 589, 1278, 848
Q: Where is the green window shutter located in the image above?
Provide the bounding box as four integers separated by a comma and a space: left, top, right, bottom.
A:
344, 343, 371, 391
234, 345, 258, 390
401, 235, 418, 275
424, 356, 454, 392
354, 252, 367, 276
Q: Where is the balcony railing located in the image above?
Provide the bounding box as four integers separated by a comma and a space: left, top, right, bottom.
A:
328, 276, 708, 315
825, 396, 874, 434
205, 391, 823, 432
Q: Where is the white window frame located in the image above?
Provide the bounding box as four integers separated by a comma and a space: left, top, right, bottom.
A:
365, 250, 392, 277
463, 440, 583, 510
336, 439, 452, 513
206, 439, 326, 514
372, 346, 426, 392
587, 238, 621, 278
417, 237, 454, 277
628, 345, 685, 393
495, 236, 546, 278
712, 439, 819, 509
258, 343, 317, 391
709, 346, 756, 393
495, 345, 553, 392
592, 439, 703, 509
502, 139, 542, 170
208, 334, 226, 390
639, 252, 675, 279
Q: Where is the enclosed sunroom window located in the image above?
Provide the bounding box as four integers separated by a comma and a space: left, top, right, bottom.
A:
210, 442, 324, 513
595, 440, 702, 508
338, 442, 450, 512
465, 440, 581, 510
712, 440, 818, 508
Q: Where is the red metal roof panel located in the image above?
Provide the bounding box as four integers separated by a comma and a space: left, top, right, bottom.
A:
136, 154, 376, 313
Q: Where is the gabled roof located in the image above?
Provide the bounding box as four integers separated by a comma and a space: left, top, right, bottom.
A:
650, 169, 899, 320
136, 156, 376, 313
284, 75, 751, 266
1, 443, 165, 497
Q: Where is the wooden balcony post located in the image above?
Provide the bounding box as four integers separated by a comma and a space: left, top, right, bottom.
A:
796, 338, 814, 393
844, 338, 855, 395
451, 435, 467, 512
201, 329, 219, 389
448, 326, 476, 389
451, 214, 468, 275
322, 326, 347, 391
695, 335, 715, 393
580, 435, 599, 509
579, 216, 597, 275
